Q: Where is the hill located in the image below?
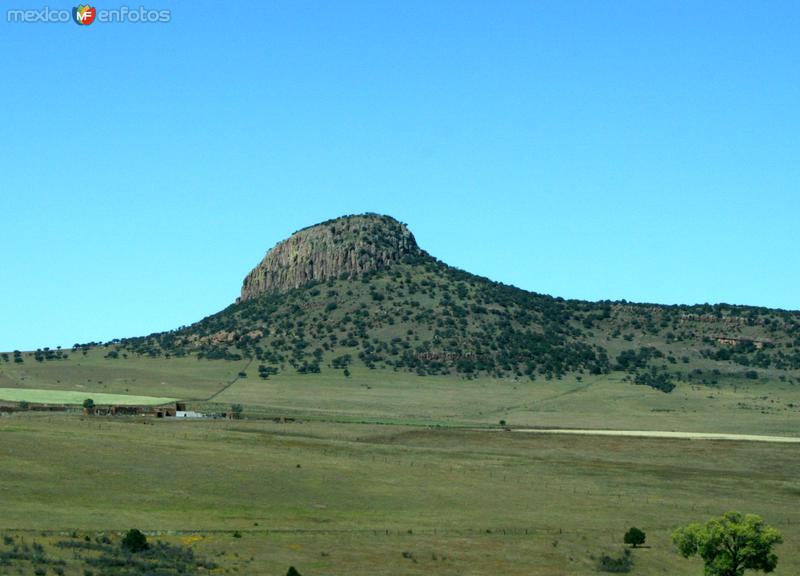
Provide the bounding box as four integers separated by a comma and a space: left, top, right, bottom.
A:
62, 213, 798, 395
2, 215, 799, 576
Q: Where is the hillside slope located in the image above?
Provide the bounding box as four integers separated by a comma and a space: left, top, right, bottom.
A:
93, 213, 800, 393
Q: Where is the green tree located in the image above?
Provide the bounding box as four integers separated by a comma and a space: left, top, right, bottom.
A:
83, 398, 95, 409
673, 512, 782, 576
121, 529, 148, 553
624, 526, 646, 548
231, 403, 243, 417
286, 567, 302, 576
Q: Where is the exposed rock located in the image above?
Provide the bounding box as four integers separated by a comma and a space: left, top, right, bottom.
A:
239, 213, 422, 301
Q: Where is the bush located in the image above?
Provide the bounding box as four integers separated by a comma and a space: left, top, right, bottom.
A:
120, 529, 148, 553
287, 567, 302, 576
597, 549, 633, 573
633, 369, 675, 393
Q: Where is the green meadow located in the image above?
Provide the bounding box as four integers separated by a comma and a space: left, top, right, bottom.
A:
0, 415, 798, 575
3, 348, 800, 435
1, 350, 799, 574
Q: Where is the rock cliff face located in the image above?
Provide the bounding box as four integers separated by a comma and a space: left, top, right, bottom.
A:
239, 214, 422, 301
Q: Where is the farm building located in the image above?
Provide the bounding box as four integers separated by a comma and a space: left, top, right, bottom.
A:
84, 405, 145, 416
4, 404, 68, 413
153, 405, 177, 418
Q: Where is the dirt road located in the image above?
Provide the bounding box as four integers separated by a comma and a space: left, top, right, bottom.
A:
511, 428, 800, 443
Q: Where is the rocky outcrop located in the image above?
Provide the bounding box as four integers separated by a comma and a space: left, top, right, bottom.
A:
239, 214, 422, 301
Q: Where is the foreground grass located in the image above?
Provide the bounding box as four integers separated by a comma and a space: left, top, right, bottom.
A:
0, 414, 798, 575
1, 352, 798, 574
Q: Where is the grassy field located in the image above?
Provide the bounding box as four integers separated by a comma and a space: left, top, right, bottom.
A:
1, 351, 799, 574
0, 350, 247, 400
2, 349, 800, 434
0, 414, 798, 575
0, 387, 175, 406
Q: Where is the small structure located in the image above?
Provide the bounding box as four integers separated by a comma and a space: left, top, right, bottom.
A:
87, 405, 145, 416
153, 405, 177, 418
112, 405, 141, 416
176, 410, 203, 419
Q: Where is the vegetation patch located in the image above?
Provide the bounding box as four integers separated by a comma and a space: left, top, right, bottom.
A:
0, 532, 216, 575
596, 549, 633, 573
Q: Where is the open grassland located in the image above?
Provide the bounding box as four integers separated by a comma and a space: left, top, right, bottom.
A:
0, 387, 176, 406
205, 368, 800, 436
2, 350, 800, 434
1, 351, 799, 574
0, 349, 247, 400
0, 414, 798, 575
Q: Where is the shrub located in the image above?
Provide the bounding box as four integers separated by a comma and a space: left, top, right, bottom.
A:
120, 529, 148, 553
597, 549, 633, 573
633, 369, 675, 393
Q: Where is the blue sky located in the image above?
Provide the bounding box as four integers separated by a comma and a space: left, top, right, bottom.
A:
1, 1, 798, 351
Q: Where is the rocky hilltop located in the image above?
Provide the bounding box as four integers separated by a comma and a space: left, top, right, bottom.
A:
239, 214, 422, 301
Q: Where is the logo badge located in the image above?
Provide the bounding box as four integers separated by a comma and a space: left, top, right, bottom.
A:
73, 5, 96, 25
